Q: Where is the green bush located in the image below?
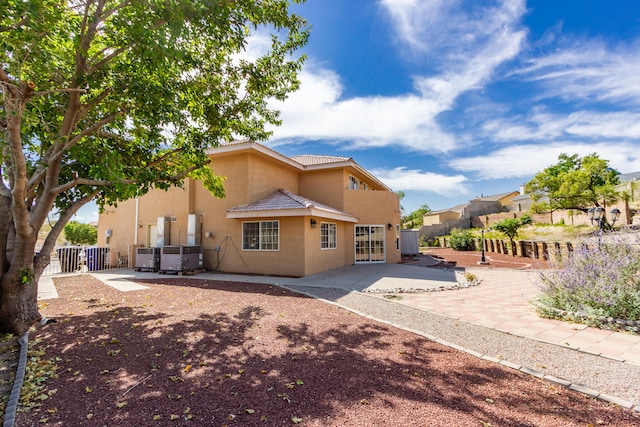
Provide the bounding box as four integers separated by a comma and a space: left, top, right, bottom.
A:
536, 235, 640, 322
418, 236, 436, 247
64, 221, 98, 245
449, 228, 474, 251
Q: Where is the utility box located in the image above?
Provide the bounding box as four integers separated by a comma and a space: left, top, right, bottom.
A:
160, 245, 203, 274
135, 247, 161, 272
157, 217, 171, 247
187, 213, 202, 245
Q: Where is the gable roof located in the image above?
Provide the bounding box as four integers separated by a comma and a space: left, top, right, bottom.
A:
473, 191, 519, 202
619, 171, 640, 182
290, 154, 350, 166
426, 203, 467, 216
207, 141, 391, 191
227, 189, 358, 223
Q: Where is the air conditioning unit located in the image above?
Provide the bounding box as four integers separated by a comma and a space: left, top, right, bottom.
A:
135, 247, 161, 272
160, 245, 203, 274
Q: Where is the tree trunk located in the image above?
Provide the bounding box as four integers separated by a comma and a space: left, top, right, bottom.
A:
0, 230, 42, 335
0, 265, 41, 335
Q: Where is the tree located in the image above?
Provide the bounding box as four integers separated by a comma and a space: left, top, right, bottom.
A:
402, 204, 431, 229
396, 190, 406, 216
525, 153, 620, 220
63, 222, 97, 245
1, 0, 309, 334
493, 214, 532, 256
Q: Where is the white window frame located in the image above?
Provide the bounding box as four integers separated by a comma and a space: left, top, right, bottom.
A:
320, 222, 337, 250
242, 220, 280, 251
348, 175, 358, 190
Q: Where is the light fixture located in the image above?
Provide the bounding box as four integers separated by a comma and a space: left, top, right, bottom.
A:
387, 223, 392, 230
588, 206, 621, 247
611, 208, 621, 224
594, 206, 604, 221
310, 218, 317, 228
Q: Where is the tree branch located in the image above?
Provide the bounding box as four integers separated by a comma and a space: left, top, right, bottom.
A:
36, 190, 99, 276
78, 88, 112, 120
0, 15, 29, 33
33, 88, 87, 97
86, 46, 128, 75
62, 111, 122, 151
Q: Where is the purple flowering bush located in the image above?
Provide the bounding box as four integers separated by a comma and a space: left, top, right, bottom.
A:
537, 235, 640, 322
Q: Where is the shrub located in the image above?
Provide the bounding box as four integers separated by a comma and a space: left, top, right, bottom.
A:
536, 235, 640, 321
64, 221, 98, 245
418, 236, 435, 247
449, 228, 474, 251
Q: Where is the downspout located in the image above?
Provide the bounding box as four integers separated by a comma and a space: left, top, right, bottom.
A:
134, 198, 139, 245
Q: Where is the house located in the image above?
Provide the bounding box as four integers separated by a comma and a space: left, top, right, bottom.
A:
97, 141, 401, 277
420, 192, 519, 237
422, 204, 467, 227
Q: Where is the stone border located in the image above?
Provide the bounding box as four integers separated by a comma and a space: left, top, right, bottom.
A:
363, 280, 481, 294
535, 303, 640, 335
3, 332, 28, 427
363, 275, 481, 295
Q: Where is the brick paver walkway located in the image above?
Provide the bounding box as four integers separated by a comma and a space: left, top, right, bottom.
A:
393, 251, 640, 365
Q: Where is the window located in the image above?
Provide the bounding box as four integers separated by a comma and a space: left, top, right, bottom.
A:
349, 175, 358, 190
321, 223, 337, 249
362, 182, 368, 190
243, 221, 279, 250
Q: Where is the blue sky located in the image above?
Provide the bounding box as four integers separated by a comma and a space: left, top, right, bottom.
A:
77, 0, 640, 222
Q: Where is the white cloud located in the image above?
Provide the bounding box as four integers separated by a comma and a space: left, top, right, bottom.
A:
384, 0, 527, 108
483, 110, 640, 142
370, 166, 469, 196
449, 142, 640, 180
514, 39, 640, 105
268, 67, 456, 152
269, 0, 528, 153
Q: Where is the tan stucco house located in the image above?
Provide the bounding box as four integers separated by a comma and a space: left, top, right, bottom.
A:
98, 141, 401, 277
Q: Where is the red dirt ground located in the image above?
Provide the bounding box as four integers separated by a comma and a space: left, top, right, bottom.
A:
15, 274, 638, 426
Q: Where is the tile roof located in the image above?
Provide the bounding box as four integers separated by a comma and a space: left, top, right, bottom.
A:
227, 189, 358, 222
427, 203, 468, 215
290, 154, 351, 166
473, 191, 518, 202
619, 171, 640, 182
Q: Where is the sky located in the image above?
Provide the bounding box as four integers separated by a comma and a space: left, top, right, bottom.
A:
76, 0, 640, 222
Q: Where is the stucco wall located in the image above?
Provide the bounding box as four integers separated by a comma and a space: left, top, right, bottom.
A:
98, 146, 401, 276
344, 189, 401, 264
299, 169, 344, 209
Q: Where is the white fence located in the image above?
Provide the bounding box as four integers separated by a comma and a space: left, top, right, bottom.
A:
40, 245, 130, 277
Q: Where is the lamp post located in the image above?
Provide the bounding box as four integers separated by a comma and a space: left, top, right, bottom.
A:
588, 206, 621, 246
478, 228, 489, 265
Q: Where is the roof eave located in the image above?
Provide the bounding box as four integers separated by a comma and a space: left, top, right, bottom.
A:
207, 141, 304, 171
227, 208, 358, 223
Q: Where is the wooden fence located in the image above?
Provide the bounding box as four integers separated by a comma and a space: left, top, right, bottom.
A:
436, 237, 576, 261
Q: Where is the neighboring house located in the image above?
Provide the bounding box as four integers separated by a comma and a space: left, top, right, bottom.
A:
422, 204, 466, 227
98, 141, 401, 277
423, 191, 519, 226
420, 192, 519, 236
618, 171, 640, 223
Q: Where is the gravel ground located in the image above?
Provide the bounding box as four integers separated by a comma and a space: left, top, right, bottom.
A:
13, 275, 640, 426
287, 285, 640, 408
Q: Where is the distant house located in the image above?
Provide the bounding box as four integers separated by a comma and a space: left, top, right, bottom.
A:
420, 191, 519, 238
423, 192, 519, 227
618, 171, 640, 223
98, 141, 401, 277
422, 204, 467, 227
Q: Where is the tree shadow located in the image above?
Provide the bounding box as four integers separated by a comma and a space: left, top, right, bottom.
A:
18, 276, 639, 426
